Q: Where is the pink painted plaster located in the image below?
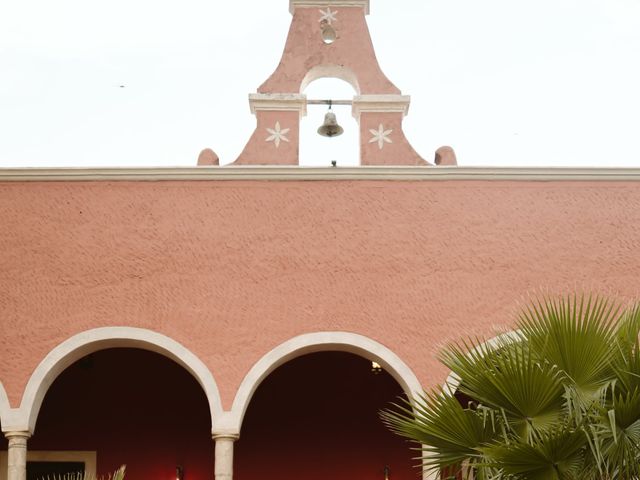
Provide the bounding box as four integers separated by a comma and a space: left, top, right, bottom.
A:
232, 3, 430, 166
234, 111, 300, 165
197, 149, 220, 166
434, 146, 458, 166
259, 6, 398, 95
1, 180, 640, 410
360, 112, 428, 165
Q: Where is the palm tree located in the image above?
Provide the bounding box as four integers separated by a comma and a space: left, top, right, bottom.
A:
382, 295, 640, 480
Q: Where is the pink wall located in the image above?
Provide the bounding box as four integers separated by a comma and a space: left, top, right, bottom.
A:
258, 7, 398, 95
1, 180, 640, 409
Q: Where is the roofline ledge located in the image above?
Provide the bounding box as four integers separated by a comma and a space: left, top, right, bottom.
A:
1, 166, 640, 182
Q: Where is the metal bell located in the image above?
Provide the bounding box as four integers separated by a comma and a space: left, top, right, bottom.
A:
317, 111, 344, 138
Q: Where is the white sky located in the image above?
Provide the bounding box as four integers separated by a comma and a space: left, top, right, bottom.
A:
1, 0, 639, 168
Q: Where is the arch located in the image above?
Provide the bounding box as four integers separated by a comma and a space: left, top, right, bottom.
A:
301, 65, 361, 95
12, 327, 224, 434
300, 76, 360, 166
442, 330, 522, 395
229, 332, 423, 433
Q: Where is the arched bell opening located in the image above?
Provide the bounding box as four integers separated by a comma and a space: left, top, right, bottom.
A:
300, 65, 361, 95
300, 78, 360, 167
24, 348, 213, 480
235, 352, 414, 480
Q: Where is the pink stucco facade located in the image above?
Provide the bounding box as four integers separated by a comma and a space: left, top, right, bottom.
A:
2, 4, 640, 480
2, 177, 639, 411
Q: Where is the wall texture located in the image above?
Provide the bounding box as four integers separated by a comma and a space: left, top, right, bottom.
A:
1, 179, 639, 413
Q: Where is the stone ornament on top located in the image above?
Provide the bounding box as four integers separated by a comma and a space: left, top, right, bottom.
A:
197, 148, 219, 166
221, 0, 456, 167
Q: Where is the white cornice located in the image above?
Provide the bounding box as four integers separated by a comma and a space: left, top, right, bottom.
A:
1, 166, 640, 182
249, 93, 308, 116
290, 0, 370, 15
352, 94, 411, 118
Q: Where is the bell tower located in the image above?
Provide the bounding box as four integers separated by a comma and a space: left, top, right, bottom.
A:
229, 0, 456, 166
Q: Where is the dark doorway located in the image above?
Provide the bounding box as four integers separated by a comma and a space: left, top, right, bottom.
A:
28, 348, 213, 480
236, 351, 415, 480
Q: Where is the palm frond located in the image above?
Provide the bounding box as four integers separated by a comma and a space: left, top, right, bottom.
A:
481, 428, 587, 480
440, 338, 565, 441
589, 388, 640, 478
518, 294, 620, 403
612, 303, 640, 396
381, 391, 499, 476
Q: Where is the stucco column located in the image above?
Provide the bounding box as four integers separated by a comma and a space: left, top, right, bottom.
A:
352, 95, 428, 166
213, 434, 239, 480
5, 431, 31, 480
233, 94, 306, 165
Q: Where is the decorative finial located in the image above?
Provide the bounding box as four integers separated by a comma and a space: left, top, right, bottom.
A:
434, 146, 458, 166
197, 148, 219, 166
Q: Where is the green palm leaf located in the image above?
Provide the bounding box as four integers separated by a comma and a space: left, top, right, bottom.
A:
482, 428, 587, 480
440, 338, 565, 440
589, 388, 640, 478
612, 303, 640, 396
518, 294, 620, 404
381, 391, 498, 476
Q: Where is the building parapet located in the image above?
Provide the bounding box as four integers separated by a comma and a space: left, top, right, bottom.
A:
1, 166, 640, 182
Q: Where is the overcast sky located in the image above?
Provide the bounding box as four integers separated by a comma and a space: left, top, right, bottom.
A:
1, 0, 639, 168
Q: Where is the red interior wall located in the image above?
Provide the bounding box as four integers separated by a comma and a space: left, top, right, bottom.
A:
27, 349, 213, 480
235, 352, 417, 480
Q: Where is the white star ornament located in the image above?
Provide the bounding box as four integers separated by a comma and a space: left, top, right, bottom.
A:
369, 124, 393, 150
265, 122, 290, 148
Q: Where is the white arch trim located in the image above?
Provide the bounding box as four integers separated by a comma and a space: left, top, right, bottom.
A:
301, 64, 360, 94
3, 327, 224, 434
225, 331, 423, 434
0, 381, 10, 429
